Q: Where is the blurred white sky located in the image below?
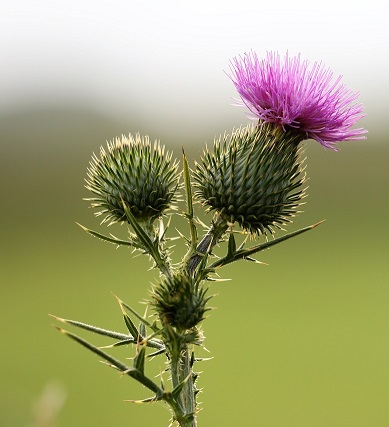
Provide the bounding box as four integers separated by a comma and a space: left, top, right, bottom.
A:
1, 0, 388, 131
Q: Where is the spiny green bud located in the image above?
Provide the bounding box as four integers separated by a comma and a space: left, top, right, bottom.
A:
85, 133, 179, 224
151, 274, 211, 331
193, 122, 306, 235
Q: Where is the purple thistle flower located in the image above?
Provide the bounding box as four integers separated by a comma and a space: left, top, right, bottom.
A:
229, 51, 367, 149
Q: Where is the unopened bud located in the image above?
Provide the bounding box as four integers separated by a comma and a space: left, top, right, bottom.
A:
193, 123, 306, 235
152, 274, 210, 331
85, 134, 179, 224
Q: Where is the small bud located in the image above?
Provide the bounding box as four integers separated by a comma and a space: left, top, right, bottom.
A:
151, 274, 210, 331
85, 134, 179, 224
193, 122, 306, 235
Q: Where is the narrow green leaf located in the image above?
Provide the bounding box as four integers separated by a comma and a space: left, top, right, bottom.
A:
56, 326, 164, 397
139, 321, 147, 339
50, 314, 164, 350
49, 314, 132, 341
121, 201, 154, 253
182, 148, 194, 220
55, 326, 130, 372
122, 313, 140, 340
171, 372, 191, 400
239, 220, 325, 259
114, 295, 155, 331
76, 223, 140, 248
227, 232, 236, 258
210, 220, 324, 269
182, 148, 198, 265
120, 201, 171, 277
133, 345, 146, 374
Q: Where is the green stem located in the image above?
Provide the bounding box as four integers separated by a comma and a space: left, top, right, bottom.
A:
144, 222, 173, 280
170, 344, 181, 398
170, 342, 197, 427
182, 148, 198, 265
180, 347, 196, 426
153, 251, 173, 280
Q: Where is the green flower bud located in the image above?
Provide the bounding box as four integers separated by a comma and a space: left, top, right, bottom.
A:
193, 122, 306, 235
152, 274, 210, 331
85, 134, 179, 224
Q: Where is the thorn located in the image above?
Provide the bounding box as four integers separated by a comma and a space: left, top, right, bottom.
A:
111, 292, 121, 305
48, 314, 66, 323
99, 361, 121, 371
194, 357, 213, 362
120, 367, 136, 377
311, 219, 326, 228
124, 397, 156, 404
53, 325, 67, 334
244, 257, 268, 265
75, 222, 88, 231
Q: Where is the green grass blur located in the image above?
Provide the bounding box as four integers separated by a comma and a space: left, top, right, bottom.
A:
1, 106, 388, 427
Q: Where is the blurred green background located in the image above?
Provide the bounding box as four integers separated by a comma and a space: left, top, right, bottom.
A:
1, 1, 388, 426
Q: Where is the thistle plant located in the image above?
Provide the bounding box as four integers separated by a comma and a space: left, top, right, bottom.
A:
52, 51, 366, 427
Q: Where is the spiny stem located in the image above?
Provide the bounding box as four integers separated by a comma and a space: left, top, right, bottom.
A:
144, 222, 173, 280
170, 342, 197, 427
180, 347, 196, 426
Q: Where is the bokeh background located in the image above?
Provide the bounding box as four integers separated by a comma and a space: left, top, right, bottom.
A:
1, 1, 388, 426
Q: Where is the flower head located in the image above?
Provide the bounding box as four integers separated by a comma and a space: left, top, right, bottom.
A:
193, 123, 305, 235
151, 273, 211, 332
229, 51, 366, 149
85, 134, 179, 224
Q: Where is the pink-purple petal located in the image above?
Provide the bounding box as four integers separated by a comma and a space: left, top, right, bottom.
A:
229, 51, 367, 149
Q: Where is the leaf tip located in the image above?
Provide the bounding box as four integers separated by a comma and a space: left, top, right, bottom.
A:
53, 325, 67, 334
76, 222, 88, 232
49, 313, 66, 323
312, 219, 326, 228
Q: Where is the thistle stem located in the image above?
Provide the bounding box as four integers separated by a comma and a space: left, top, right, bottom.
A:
170, 342, 197, 427
180, 347, 196, 425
